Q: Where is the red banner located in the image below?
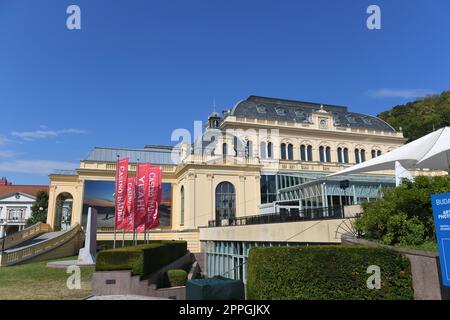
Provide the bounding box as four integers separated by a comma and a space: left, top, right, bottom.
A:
134, 163, 150, 232
149, 166, 162, 229
114, 158, 129, 229
137, 165, 162, 233
124, 177, 136, 231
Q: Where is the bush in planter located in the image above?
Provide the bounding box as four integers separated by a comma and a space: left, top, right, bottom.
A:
95, 241, 188, 277
167, 269, 188, 287
247, 245, 413, 300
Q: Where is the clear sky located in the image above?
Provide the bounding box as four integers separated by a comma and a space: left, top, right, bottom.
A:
0, 0, 449, 185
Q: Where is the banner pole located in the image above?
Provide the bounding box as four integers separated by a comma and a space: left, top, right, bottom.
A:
134, 159, 139, 246
113, 155, 120, 248
113, 227, 116, 249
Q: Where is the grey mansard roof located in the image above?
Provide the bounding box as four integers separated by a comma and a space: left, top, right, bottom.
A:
228, 96, 396, 132
83, 145, 178, 165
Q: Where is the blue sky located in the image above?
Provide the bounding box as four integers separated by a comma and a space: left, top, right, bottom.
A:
0, 0, 449, 185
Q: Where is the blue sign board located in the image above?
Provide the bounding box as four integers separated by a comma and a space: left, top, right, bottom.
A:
431, 192, 450, 287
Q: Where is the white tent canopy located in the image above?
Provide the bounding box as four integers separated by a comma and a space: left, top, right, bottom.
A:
415, 127, 450, 169
328, 127, 450, 177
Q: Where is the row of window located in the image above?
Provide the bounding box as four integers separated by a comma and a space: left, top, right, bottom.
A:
196, 137, 386, 164
221, 141, 383, 163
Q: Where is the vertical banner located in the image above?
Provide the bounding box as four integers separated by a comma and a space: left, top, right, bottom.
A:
114, 158, 129, 229
432, 192, 450, 287
124, 177, 136, 231
150, 166, 162, 229
137, 165, 161, 233
135, 163, 150, 232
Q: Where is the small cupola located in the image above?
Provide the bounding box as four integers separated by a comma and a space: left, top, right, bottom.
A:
207, 111, 221, 129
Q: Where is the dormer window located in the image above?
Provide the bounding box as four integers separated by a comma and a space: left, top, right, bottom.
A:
294, 110, 305, 118
256, 104, 267, 114
275, 107, 286, 116
294, 110, 311, 123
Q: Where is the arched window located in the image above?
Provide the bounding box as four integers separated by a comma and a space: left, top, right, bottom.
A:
246, 140, 252, 157
280, 143, 287, 160
287, 144, 293, 160
307, 145, 313, 161
372, 149, 382, 158
180, 186, 185, 225
222, 143, 228, 156
319, 146, 325, 162
326, 146, 331, 162
338, 147, 348, 163
300, 145, 306, 161
301, 144, 313, 161
355, 148, 366, 164
215, 182, 236, 221
260, 141, 267, 158
267, 142, 273, 158
343, 148, 349, 163
233, 136, 238, 156
337, 147, 343, 163
320, 146, 330, 162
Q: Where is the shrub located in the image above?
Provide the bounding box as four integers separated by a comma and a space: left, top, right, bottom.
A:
354, 176, 450, 247
167, 269, 188, 287
246, 245, 413, 300
96, 240, 187, 277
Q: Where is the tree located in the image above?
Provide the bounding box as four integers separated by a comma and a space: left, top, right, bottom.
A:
26, 190, 49, 226
378, 91, 450, 142
354, 176, 450, 247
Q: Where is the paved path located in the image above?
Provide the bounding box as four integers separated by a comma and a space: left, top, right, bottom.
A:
5, 231, 67, 252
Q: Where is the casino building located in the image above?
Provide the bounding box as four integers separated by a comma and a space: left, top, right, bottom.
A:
46, 95, 436, 279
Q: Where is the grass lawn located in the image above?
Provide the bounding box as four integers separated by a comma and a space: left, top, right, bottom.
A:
0, 256, 94, 300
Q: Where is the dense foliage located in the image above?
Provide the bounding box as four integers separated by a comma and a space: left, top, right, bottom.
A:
26, 190, 49, 226
96, 240, 187, 277
355, 176, 450, 248
246, 246, 413, 300
378, 91, 450, 142
167, 269, 188, 287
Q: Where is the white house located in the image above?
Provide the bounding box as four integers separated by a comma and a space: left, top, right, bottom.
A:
0, 185, 48, 237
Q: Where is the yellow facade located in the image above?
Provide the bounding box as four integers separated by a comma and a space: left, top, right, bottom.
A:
46, 96, 443, 252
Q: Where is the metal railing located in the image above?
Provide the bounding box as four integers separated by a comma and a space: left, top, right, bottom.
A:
208, 206, 345, 227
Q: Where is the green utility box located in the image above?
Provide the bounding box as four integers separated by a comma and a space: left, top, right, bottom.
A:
186, 276, 245, 300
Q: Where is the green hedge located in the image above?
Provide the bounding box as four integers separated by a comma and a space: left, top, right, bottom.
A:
167, 269, 188, 287
247, 245, 414, 300
96, 240, 187, 277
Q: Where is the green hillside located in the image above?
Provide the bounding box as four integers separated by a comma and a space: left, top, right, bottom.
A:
378, 91, 450, 142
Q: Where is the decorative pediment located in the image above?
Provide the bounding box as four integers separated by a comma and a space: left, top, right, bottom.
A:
0, 192, 36, 202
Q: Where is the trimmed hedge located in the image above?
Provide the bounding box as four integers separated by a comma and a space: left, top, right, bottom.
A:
247, 245, 414, 300
167, 269, 188, 287
96, 240, 187, 277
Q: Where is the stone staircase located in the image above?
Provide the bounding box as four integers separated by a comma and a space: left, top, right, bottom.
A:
0, 223, 84, 266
